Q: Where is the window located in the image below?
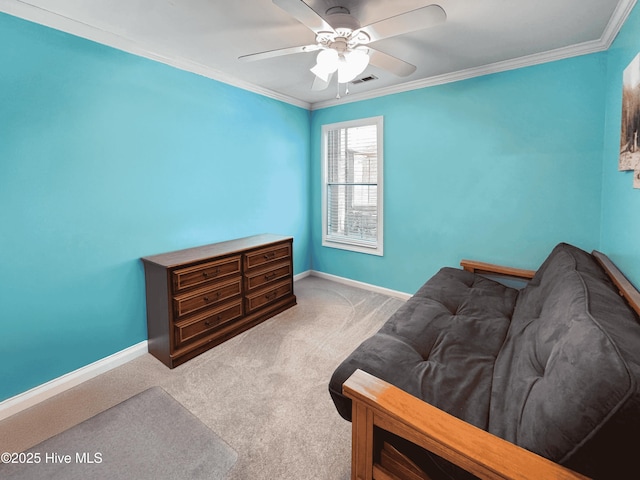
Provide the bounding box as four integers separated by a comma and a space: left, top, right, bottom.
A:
322, 116, 383, 256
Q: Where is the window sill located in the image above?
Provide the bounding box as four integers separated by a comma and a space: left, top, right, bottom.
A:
322, 238, 383, 257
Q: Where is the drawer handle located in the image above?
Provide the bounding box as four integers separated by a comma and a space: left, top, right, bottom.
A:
204, 315, 222, 328
264, 272, 276, 281
263, 253, 276, 260
203, 292, 221, 303
203, 268, 220, 279
265, 291, 277, 300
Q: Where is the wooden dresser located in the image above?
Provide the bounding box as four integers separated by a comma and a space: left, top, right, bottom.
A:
141, 234, 296, 368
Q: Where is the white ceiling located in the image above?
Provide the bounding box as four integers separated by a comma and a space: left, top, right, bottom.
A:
1, 0, 636, 109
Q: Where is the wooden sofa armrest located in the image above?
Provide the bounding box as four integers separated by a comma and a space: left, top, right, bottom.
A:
593, 250, 640, 316
460, 260, 536, 280
343, 369, 588, 480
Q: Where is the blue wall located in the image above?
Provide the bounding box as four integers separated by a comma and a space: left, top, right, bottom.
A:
311, 55, 607, 294
601, 3, 640, 287
2, 3, 639, 403
0, 13, 310, 401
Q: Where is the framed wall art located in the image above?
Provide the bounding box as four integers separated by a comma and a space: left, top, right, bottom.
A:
620, 52, 640, 189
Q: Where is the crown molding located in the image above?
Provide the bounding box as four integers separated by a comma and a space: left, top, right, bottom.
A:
602, 0, 638, 49
0, 0, 311, 110
1, 0, 636, 112
311, 0, 638, 111
310, 39, 607, 110
311, 0, 637, 110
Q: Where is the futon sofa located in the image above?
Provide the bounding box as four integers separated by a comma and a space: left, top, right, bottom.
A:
329, 243, 640, 480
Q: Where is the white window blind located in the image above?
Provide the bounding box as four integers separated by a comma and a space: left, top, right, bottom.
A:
322, 117, 383, 256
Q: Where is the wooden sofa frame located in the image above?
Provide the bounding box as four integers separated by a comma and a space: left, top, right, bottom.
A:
343, 251, 640, 480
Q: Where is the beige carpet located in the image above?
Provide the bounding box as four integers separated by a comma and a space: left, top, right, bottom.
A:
0, 387, 238, 480
0, 276, 405, 480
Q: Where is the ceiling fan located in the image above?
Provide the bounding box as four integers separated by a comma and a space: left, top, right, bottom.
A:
239, 0, 446, 92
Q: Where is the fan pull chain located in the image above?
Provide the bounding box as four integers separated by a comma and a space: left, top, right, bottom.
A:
336, 83, 351, 99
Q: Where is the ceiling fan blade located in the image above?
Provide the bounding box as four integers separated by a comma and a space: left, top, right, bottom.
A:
356, 4, 446, 43
311, 71, 333, 91
238, 44, 321, 62
273, 0, 336, 34
368, 48, 416, 77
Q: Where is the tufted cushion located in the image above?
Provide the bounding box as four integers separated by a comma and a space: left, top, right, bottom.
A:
489, 243, 640, 478
329, 243, 640, 479
329, 267, 518, 428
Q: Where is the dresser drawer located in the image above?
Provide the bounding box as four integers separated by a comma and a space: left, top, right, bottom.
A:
172, 255, 241, 292
174, 299, 243, 348
244, 242, 291, 271
245, 261, 292, 292
245, 280, 292, 313
142, 234, 296, 368
173, 277, 242, 318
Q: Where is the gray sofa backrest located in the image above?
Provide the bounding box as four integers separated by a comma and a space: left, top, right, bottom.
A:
489, 243, 640, 478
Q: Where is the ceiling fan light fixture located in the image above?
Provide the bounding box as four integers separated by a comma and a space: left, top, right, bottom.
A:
337, 48, 370, 83
311, 48, 339, 82
244, 1, 447, 95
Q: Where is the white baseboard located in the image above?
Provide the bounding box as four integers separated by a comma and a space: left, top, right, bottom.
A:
293, 270, 312, 282
0, 270, 403, 422
0, 341, 148, 422
309, 270, 412, 301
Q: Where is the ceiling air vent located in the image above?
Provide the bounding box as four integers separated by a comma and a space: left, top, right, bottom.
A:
351, 74, 378, 85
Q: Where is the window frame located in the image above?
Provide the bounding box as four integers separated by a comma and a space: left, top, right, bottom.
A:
321, 116, 384, 256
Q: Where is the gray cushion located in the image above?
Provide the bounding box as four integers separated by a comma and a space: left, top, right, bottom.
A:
489, 243, 640, 478
329, 267, 518, 429
329, 243, 640, 479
